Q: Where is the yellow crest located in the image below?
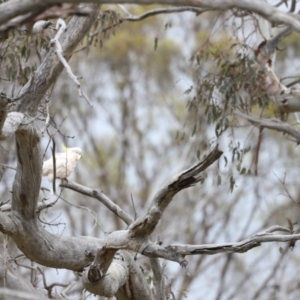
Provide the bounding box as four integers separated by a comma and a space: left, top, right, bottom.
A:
62, 144, 68, 152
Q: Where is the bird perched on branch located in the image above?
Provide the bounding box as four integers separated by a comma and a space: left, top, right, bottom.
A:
43, 146, 82, 182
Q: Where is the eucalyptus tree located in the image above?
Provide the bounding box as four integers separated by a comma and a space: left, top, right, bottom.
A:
1, 1, 300, 299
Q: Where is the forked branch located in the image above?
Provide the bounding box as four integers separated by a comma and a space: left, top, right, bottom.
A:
129, 145, 223, 237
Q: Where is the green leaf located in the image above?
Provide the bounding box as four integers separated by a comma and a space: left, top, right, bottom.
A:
191, 124, 197, 137
229, 175, 235, 192
217, 174, 221, 185
224, 156, 228, 167
154, 37, 158, 51
240, 167, 246, 175
196, 150, 200, 160
21, 46, 26, 58
184, 86, 193, 94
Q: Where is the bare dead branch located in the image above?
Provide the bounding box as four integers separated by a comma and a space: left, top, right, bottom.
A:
83, 251, 129, 296
129, 145, 222, 237
61, 281, 78, 299
121, 6, 211, 21
253, 127, 263, 176
50, 18, 93, 106
60, 180, 134, 226
235, 110, 300, 143
89, 246, 118, 279
37, 266, 69, 298
51, 139, 56, 194
34, 4, 91, 21
1, 0, 300, 33
143, 226, 300, 260
82, 250, 154, 299
168, 233, 300, 255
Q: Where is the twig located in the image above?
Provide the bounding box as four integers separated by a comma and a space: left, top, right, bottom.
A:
0, 164, 16, 171
50, 18, 92, 106
61, 281, 77, 298
60, 180, 134, 226
120, 6, 210, 21
252, 245, 289, 300
37, 266, 69, 299
82, 5, 211, 47
59, 192, 103, 233
36, 188, 62, 213
14, 257, 36, 271
130, 193, 137, 221
2, 74, 36, 103
253, 127, 263, 176
51, 138, 56, 194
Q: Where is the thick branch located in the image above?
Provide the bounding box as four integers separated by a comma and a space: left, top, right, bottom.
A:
60, 180, 134, 226
143, 226, 300, 258
7, 219, 104, 271
3, 4, 104, 269
129, 145, 222, 237
16, 3, 101, 116
167, 232, 300, 255
1, 1, 300, 33
0, 112, 24, 141
0, 212, 17, 235
11, 4, 100, 218
12, 119, 42, 219
257, 26, 292, 61
83, 251, 154, 300
235, 110, 300, 143
83, 251, 128, 297
0, 0, 48, 28
0, 94, 8, 133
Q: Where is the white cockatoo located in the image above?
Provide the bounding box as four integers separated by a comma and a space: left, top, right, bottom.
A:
43, 146, 82, 182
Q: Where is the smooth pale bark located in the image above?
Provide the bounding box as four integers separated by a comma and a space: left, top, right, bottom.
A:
235, 110, 300, 143
1, 0, 300, 32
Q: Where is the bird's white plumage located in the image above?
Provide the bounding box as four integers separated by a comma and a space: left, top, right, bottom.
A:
43, 147, 82, 182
